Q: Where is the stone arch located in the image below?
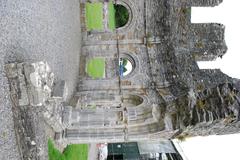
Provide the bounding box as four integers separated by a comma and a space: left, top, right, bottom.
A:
122, 94, 144, 107
113, 0, 135, 32
84, 0, 135, 33
114, 4, 129, 28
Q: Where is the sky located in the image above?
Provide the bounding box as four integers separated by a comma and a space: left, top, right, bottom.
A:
176, 133, 240, 160
194, 1, 240, 79
178, 1, 240, 160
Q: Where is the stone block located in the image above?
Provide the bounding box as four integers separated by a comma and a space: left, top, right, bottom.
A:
18, 81, 29, 106
54, 132, 62, 141
29, 89, 44, 106
52, 80, 66, 99
62, 106, 72, 127
23, 63, 35, 85
4, 63, 18, 78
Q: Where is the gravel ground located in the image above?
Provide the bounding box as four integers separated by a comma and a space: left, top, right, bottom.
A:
0, 0, 81, 159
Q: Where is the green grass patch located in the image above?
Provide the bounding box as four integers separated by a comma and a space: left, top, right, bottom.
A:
108, 2, 116, 30
86, 58, 105, 79
63, 144, 88, 160
48, 140, 65, 160
48, 139, 88, 160
86, 2, 104, 30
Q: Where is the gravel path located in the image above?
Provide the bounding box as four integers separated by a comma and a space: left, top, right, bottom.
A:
0, 0, 81, 159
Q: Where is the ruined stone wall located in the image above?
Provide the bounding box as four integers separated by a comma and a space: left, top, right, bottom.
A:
80, 0, 145, 45
190, 23, 227, 61
5, 61, 75, 159
58, 0, 177, 144
5, 0, 240, 147
58, 0, 240, 144
79, 44, 152, 91
5, 62, 54, 160
176, 84, 240, 138
189, 0, 223, 7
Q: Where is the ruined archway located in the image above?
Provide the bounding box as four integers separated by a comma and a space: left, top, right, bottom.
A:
122, 95, 144, 107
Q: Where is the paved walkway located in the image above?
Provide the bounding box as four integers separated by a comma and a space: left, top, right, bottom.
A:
0, 0, 81, 159
88, 143, 99, 160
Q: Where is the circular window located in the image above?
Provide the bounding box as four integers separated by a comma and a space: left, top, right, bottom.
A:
119, 55, 136, 77
119, 58, 132, 77
114, 4, 129, 28
118, 54, 136, 78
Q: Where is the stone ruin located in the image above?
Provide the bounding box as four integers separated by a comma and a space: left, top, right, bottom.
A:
4, 0, 240, 156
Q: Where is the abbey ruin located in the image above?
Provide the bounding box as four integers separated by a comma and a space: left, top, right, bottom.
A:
1, 0, 240, 159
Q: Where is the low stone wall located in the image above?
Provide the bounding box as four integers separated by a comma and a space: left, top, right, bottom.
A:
5, 62, 67, 160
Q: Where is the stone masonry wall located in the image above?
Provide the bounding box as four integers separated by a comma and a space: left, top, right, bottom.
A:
4, 0, 240, 148
5, 62, 67, 159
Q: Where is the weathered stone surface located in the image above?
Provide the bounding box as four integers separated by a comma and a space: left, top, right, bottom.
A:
5, 61, 65, 159
4, 63, 18, 78
27, 62, 54, 106
6, 62, 55, 107
52, 80, 67, 99
190, 23, 227, 61
190, 0, 223, 7
6, 71, 48, 160
57, 0, 240, 144
3, 0, 240, 154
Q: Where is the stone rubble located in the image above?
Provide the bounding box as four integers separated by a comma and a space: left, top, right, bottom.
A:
5, 61, 67, 160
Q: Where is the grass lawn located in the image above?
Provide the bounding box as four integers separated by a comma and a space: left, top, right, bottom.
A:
86, 58, 105, 79
108, 2, 116, 30
48, 140, 65, 160
48, 139, 88, 160
63, 144, 88, 160
86, 2, 104, 30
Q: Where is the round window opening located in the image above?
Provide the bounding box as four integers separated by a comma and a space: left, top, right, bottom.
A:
119, 57, 134, 77
114, 4, 129, 28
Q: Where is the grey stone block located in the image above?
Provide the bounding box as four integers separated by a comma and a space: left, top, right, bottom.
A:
4, 63, 18, 78
52, 80, 66, 99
